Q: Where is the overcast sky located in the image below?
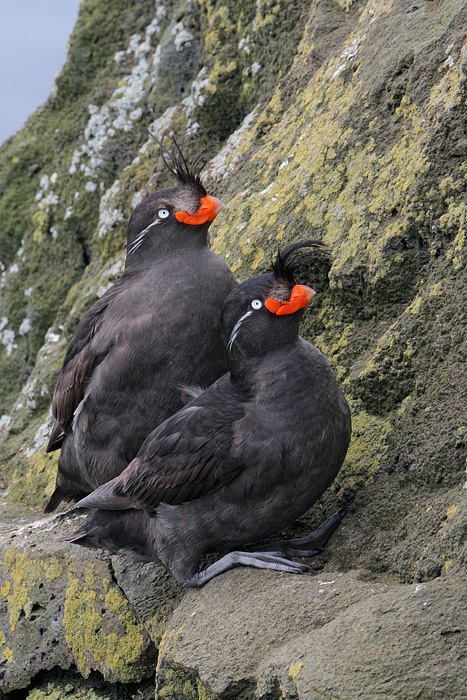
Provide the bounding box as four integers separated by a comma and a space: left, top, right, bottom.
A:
0, 0, 81, 145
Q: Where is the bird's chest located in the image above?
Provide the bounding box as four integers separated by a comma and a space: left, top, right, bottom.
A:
99, 272, 219, 355
231, 369, 334, 493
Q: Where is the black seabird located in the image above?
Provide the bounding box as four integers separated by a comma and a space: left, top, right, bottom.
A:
44, 139, 237, 512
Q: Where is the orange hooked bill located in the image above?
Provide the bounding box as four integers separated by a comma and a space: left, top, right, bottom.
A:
265, 285, 315, 316
175, 195, 224, 225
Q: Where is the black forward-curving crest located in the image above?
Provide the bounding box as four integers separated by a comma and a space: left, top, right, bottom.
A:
272, 240, 331, 284
151, 133, 208, 198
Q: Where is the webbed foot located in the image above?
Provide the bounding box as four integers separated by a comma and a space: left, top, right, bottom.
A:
185, 550, 310, 587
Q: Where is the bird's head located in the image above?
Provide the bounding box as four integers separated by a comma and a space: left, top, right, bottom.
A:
222, 240, 330, 360
125, 137, 224, 266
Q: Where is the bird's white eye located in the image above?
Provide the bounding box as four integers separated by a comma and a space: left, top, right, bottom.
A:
158, 208, 170, 219
251, 299, 262, 310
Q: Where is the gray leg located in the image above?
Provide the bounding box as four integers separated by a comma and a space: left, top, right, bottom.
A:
185, 551, 311, 587
254, 506, 350, 558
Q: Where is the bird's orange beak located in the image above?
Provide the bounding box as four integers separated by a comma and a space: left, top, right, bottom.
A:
175, 195, 224, 225
265, 285, 315, 316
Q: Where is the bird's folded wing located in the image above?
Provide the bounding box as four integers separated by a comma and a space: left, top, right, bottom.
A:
46, 278, 129, 452
79, 394, 245, 511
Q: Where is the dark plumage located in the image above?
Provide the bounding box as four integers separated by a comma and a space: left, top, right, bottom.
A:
67, 241, 352, 586
45, 138, 237, 512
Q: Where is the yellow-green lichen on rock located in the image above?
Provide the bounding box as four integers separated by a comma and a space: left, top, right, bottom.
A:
2, 547, 63, 633
63, 564, 154, 682
156, 668, 214, 700
156, 628, 215, 699
9, 449, 59, 508
333, 406, 392, 494
26, 686, 108, 700
0, 532, 75, 692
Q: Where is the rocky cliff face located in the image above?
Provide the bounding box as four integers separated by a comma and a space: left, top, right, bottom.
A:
1, 0, 466, 698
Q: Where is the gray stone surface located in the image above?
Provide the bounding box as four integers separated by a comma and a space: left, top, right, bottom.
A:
156, 568, 467, 699
257, 575, 467, 700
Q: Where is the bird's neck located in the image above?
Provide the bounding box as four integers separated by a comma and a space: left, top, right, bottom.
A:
227, 348, 264, 392
124, 229, 209, 272
228, 338, 300, 389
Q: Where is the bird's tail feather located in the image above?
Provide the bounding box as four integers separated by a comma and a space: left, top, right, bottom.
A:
61, 511, 125, 549
44, 486, 65, 513
62, 510, 159, 563
46, 421, 64, 453
76, 479, 138, 510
